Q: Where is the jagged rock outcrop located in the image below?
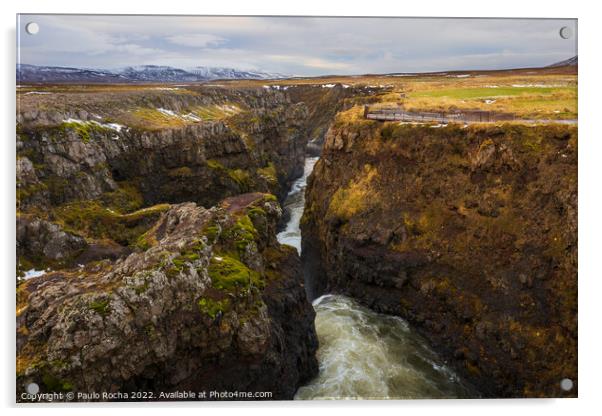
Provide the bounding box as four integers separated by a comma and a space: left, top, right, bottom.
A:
17, 193, 318, 400
16, 87, 310, 272
302, 118, 577, 398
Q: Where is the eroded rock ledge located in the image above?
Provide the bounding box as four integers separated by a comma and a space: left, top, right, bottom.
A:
302, 118, 577, 397
17, 193, 318, 400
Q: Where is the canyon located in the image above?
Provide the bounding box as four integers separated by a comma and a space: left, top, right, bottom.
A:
16, 71, 578, 400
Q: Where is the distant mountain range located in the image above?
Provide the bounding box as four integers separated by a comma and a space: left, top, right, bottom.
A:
16, 64, 287, 84
547, 56, 578, 68
17, 56, 577, 84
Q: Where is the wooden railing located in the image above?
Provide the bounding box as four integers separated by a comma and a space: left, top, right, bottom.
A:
364, 105, 516, 123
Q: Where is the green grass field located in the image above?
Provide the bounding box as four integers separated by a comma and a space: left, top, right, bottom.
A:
411, 86, 571, 99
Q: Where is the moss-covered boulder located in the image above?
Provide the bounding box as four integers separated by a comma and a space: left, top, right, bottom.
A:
17, 194, 317, 401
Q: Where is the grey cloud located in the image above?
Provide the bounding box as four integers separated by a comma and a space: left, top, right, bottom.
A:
17, 15, 577, 75
166, 34, 226, 48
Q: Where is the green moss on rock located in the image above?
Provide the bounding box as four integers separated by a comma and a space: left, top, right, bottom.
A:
257, 162, 278, 184
135, 230, 157, 251
60, 121, 110, 143
206, 159, 254, 191
228, 168, 253, 190
42, 373, 74, 392
164, 245, 205, 278
208, 254, 262, 291
52, 201, 169, 247
206, 159, 225, 170
89, 299, 110, 316
101, 182, 144, 214
222, 214, 258, 252
248, 206, 266, 217
16, 182, 48, 203
203, 223, 221, 243
198, 297, 230, 319
328, 164, 379, 220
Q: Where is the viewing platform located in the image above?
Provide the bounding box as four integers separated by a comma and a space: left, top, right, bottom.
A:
363, 105, 516, 123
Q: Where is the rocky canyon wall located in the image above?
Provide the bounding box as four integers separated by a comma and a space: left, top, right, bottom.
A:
302, 115, 577, 397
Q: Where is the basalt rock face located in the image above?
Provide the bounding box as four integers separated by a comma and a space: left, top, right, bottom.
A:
17, 88, 307, 211
17, 193, 318, 400
302, 119, 577, 398
17, 88, 308, 272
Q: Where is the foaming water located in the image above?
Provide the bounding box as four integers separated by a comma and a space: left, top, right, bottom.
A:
295, 295, 476, 399
276, 156, 319, 253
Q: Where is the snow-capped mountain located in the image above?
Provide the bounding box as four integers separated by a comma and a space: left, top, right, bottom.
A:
110, 66, 201, 82
188, 66, 286, 80
16, 64, 127, 83
17, 64, 287, 83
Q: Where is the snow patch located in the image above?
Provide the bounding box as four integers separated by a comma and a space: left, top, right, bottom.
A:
157, 108, 178, 117
63, 118, 87, 125
182, 113, 202, 122
63, 118, 126, 132
21, 269, 48, 280
102, 122, 125, 132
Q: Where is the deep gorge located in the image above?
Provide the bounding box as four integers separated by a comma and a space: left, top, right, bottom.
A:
16, 84, 577, 400
277, 157, 476, 399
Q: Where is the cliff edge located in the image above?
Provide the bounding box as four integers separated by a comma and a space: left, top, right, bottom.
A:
302, 114, 577, 397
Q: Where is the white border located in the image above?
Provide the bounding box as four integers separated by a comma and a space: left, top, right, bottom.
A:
2, 1, 601, 415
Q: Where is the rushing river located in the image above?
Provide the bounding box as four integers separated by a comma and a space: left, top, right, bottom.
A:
278, 157, 475, 400
276, 156, 319, 254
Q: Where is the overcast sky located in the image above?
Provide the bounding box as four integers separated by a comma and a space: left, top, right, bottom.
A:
17, 15, 577, 76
